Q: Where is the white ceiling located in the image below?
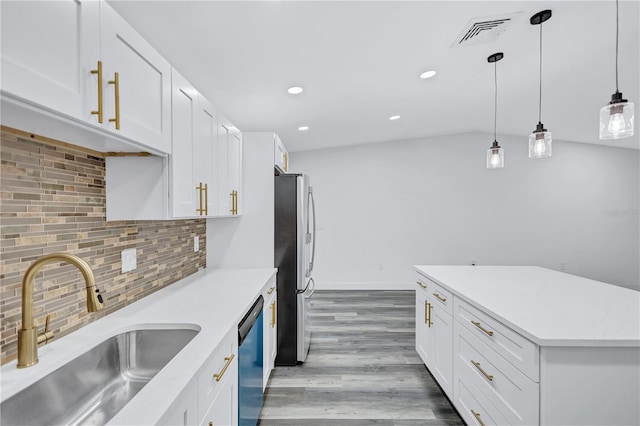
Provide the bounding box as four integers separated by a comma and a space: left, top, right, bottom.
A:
108, 0, 640, 152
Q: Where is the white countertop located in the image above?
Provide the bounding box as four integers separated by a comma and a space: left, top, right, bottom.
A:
414, 265, 640, 347
0, 267, 277, 425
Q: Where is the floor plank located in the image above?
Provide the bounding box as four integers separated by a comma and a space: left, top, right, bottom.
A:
259, 290, 464, 425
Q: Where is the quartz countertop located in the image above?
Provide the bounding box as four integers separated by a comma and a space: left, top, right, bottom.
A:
414, 265, 640, 347
0, 267, 277, 425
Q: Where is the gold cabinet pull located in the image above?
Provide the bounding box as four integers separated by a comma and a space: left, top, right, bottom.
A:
471, 410, 485, 426
213, 354, 235, 382
267, 286, 275, 295
424, 301, 428, 324
471, 320, 494, 337
204, 183, 209, 215
196, 182, 204, 215
270, 301, 276, 327
427, 302, 433, 327
471, 360, 494, 381
90, 61, 103, 123
432, 293, 447, 303
416, 280, 427, 289
108, 72, 120, 130
283, 151, 288, 171
209, 422, 213, 426
229, 190, 238, 214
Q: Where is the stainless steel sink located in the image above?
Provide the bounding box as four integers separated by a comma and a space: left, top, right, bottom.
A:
1, 328, 198, 425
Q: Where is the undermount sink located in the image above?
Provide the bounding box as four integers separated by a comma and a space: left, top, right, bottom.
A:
1, 327, 199, 426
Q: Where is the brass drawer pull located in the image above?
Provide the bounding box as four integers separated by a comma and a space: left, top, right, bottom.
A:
433, 292, 447, 303
424, 301, 428, 324
90, 61, 103, 123
471, 360, 494, 381
471, 409, 485, 426
427, 302, 433, 327
108, 72, 120, 130
196, 182, 204, 215
416, 280, 427, 289
471, 320, 494, 337
267, 286, 275, 295
213, 354, 235, 382
270, 301, 276, 327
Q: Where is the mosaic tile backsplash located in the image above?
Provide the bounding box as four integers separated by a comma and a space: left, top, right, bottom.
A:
0, 130, 206, 364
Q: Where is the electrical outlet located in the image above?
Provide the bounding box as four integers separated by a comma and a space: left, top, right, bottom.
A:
194, 236, 199, 252
121, 248, 136, 273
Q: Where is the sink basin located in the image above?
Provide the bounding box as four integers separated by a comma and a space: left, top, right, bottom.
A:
1, 328, 198, 425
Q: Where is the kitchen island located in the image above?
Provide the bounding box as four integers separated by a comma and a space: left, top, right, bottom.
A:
414, 265, 640, 426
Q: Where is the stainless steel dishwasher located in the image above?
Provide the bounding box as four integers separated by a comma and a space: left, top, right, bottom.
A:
238, 296, 264, 426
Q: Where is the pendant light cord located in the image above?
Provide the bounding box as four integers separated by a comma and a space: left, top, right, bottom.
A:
538, 21, 543, 123
615, 0, 619, 93
494, 61, 498, 141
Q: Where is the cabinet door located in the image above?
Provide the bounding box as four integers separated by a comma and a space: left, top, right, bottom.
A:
216, 116, 242, 216
432, 303, 453, 398
415, 290, 431, 365
263, 288, 277, 391
200, 360, 238, 426
100, 1, 172, 153
170, 69, 199, 218
196, 96, 218, 217
0, 0, 99, 120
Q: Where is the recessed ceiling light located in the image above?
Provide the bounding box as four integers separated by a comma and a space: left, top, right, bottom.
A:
420, 70, 437, 79
298, 126, 310, 131
288, 86, 304, 95
389, 115, 401, 121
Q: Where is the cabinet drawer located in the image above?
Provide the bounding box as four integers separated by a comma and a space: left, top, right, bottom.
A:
454, 368, 509, 426
454, 297, 539, 381
455, 321, 539, 425
198, 327, 238, 421
416, 274, 453, 316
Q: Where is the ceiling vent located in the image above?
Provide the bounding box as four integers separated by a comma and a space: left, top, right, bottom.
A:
451, 12, 522, 48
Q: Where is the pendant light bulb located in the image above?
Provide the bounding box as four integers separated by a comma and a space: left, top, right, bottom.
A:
486, 52, 504, 169
600, 0, 634, 140
529, 10, 553, 159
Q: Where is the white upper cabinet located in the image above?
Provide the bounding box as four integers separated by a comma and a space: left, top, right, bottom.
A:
196, 95, 218, 217
216, 115, 243, 217
274, 134, 289, 173
0, 0, 99, 120
170, 70, 199, 218
99, 2, 172, 153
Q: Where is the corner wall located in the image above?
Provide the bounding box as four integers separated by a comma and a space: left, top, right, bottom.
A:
291, 132, 639, 290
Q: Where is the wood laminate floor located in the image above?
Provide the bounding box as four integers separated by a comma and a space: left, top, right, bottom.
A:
259, 290, 464, 425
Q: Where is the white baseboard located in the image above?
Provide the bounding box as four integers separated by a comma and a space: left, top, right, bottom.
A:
312, 281, 415, 290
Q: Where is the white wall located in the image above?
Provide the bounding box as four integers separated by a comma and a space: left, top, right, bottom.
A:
291, 132, 640, 290
207, 132, 275, 268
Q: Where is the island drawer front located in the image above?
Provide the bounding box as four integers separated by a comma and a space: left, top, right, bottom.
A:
198, 327, 238, 420
455, 321, 539, 426
454, 297, 539, 381
417, 273, 453, 316
454, 365, 510, 426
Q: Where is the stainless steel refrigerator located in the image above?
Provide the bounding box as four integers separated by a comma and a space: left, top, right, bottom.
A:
274, 173, 316, 365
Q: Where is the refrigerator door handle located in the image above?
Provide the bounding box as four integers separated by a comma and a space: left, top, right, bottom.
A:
305, 186, 317, 277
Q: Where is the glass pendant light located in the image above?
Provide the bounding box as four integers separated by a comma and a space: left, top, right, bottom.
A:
486, 52, 504, 169
600, 0, 634, 140
529, 10, 553, 159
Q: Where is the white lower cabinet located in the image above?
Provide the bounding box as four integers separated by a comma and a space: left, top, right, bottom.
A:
415, 278, 453, 399
198, 328, 238, 426
263, 282, 278, 391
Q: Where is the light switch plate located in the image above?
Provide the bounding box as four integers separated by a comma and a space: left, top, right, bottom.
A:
121, 248, 137, 273
194, 236, 199, 252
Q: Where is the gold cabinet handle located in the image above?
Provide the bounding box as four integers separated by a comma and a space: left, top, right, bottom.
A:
471, 360, 494, 381
90, 61, 103, 123
229, 190, 238, 214
267, 286, 275, 295
270, 301, 276, 327
209, 422, 213, 426
471, 410, 486, 426
432, 293, 447, 303
283, 151, 288, 171
213, 354, 235, 382
204, 183, 209, 215
196, 182, 204, 215
471, 320, 494, 337
427, 302, 433, 327
108, 72, 120, 130
416, 280, 427, 289
424, 301, 428, 324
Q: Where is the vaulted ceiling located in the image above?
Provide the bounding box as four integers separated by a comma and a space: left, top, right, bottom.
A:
108, 1, 639, 152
